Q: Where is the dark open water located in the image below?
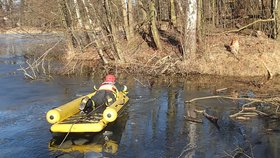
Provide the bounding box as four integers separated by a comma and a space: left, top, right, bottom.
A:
0, 34, 279, 158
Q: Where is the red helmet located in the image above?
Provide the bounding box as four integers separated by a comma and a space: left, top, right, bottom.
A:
105, 74, 116, 82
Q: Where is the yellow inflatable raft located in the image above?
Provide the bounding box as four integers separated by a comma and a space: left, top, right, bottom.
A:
46, 92, 129, 133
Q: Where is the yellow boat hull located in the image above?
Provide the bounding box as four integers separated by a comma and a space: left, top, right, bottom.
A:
46, 92, 129, 133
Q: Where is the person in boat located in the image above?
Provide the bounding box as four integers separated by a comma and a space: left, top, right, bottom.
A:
80, 74, 127, 114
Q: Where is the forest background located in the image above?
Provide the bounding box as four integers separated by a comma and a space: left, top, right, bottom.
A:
0, 0, 280, 78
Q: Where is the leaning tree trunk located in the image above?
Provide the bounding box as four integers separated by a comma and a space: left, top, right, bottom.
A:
81, 0, 108, 64
183, 0, 197, 60
149, 0, 162, 50
87, 0, 117, 60
104, 0, 124, 62
57, 0, 77, 55
139, 1, 147, 21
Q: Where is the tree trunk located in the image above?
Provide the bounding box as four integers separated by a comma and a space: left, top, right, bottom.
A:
128, 0, 134, 38
81, 0, 108, 64
104, 0, 124, 61
57, 0, 77, 55
183, 0, 197, 60
156, 0, 161, 21
170, 0, 176, 26
139, 1, 147, 21
73, 0, 90, 46
275, 0, 280, 41
122, 0, 131, 41
73, 0, 82, 29
86, 0, 117, 60
19, 0, 26, 26
150, 0, 162, 50
197, 0, 204, 44
211, 0, 216, 26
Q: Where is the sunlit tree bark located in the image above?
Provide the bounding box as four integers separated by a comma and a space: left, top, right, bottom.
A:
211, 0, 215, 26
149, 0, 162, 50
139, 1, 147, 21
275, 0, 280, 41
170, 0, 176, 26
197, 0, 204, 43
183, 0, 197, 60
73, 0, 82, 28
122, 0, 131, 41
128, 0, 134, 38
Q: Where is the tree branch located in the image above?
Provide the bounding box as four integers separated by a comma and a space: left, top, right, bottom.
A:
222, 18, 275, 34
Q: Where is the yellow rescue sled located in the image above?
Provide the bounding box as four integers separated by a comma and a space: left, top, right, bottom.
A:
46, 92, 129, 133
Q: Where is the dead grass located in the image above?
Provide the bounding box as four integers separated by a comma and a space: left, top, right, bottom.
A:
193, 33, 280, 77
12, 26, 278, 77
116, 31, 280, 77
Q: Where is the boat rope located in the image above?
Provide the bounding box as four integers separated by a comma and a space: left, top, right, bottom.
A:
57, 104, 105, 148
58, 122, 75, 148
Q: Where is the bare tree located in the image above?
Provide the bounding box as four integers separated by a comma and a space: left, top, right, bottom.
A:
122, 0, 131, 41
149, 0, 162, 50
183, 0, 197, 60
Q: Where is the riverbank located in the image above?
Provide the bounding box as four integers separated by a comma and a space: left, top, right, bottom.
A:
2, 27, 280, 77
63, 31, 280, 77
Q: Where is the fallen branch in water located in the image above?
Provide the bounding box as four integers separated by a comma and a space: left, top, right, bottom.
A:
186, 95, 280, 120
185, 95, 262, 103
195, 109, 220, 129
19, 65, 35, 80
